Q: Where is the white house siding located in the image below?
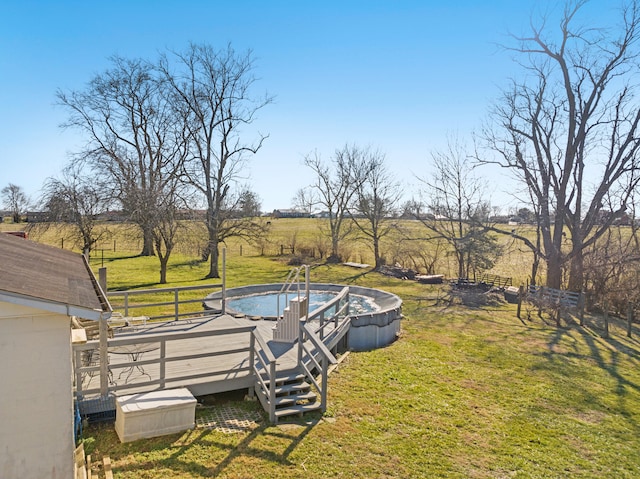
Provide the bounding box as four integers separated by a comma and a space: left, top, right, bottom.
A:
0, 302, 73, 479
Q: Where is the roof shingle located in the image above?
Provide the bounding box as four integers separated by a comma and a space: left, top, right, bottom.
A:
0, 233, 109, 314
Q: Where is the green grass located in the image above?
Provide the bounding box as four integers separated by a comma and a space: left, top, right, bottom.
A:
2, 218, 545, 286
76, 259, 640, 478
5, 220, 640, 477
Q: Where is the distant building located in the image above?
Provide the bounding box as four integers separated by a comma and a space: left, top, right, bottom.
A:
272, 209, 310, 218
25, 211, 49, 223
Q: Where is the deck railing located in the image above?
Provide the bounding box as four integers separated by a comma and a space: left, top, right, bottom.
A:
73, 325, 254, 399
306, 286, 350, 342
249, 329, 278, 422
299, 323, 338, 414
295, 286, 348, 414
107, 283, 225, 323
74, 281, 351, 423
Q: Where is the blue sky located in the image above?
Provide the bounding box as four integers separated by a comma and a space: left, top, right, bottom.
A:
0, 1, 619, 212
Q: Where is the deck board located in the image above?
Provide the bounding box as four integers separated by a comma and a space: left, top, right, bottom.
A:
78, 314, 322, 398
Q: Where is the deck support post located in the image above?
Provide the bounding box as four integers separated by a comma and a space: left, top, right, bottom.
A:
304, 265, 310, 321
221, 248, 226, 315
321, 354, 328, 413
99, 316, 109, 396
269, 360, 277, 423
248, 333, 256, 399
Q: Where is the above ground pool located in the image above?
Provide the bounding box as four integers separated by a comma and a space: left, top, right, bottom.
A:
204, 283, 403, 351
227, 290, 379, 318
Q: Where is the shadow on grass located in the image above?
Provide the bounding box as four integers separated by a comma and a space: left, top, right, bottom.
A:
111, 416, 320, 477
206, 417, 318, 477
541, 312, 640, 431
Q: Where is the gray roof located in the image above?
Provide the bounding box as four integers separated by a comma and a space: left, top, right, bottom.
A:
0, 233, 111, 319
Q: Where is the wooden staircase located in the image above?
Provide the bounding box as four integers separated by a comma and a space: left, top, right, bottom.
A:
249, 274, 346, 423
255, 370, 322, 422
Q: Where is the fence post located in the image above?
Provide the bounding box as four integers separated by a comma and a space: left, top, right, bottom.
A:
627, 302, 634, 338
538, 286, 544, 317
516, 285, 524, 319
603, 300, 609, 339
579, 291, 585, 327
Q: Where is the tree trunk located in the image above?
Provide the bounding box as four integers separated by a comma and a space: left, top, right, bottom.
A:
140, 227, 155, 256
546, 252, 563, 290
567, 234, 584, 292
331, 236, 340, 261
457, 250, 465, 279
530, 255, 540, 286
159, 256, 168, 284
373, 238, 382, 269
207, 240, 220, 278
567, 253, 584, 292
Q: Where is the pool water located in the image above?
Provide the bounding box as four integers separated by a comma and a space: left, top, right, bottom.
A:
227, 291, 379, 318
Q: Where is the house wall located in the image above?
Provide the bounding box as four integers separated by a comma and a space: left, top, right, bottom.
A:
0, 301, 74, 479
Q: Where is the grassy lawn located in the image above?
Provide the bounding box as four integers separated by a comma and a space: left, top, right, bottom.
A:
77, 258, 640, 478
4, 220, 639, 477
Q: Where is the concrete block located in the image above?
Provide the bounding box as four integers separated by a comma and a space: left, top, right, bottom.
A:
115, 388, 196, 442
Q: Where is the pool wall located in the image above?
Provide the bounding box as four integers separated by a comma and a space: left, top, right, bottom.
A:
203, 283, 402, 351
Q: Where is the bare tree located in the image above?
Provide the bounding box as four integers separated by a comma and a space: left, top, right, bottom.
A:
237, 188, 262, 218
1, 183, 29, 223
38, 167, 109, 256
151, 195, 180, 284
304, 145, 377, 262
160, 43, 272, 278
57, 55, 188, 257
483, 0, 640, 290
351, 152, 401, 269
292, 188, 318, 216
417, 139, 500, 279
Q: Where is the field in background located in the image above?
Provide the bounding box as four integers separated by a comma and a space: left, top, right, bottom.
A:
3, 220, 640, 477
1, 218, 542, 288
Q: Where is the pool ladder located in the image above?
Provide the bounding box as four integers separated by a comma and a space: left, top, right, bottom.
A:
276, 265, 310, 319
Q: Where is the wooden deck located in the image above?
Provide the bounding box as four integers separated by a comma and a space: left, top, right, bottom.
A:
74, 283, 353, 422
76, 312, 346, 402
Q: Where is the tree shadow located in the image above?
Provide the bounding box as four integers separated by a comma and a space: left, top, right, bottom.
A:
541, 312, 640, 431
112, 415, 319, 477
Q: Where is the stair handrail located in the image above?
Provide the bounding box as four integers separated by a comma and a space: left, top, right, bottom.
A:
250, 329, 278, 423
299, 322, 337, 413
276, 265, 309, 319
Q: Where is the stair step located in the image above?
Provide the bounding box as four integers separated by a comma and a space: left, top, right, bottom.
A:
274, 402, 322, 419
274, 391, 317, 408
256, 380, 311, 396
260, 372, 306, 386
274, 381, 311, 396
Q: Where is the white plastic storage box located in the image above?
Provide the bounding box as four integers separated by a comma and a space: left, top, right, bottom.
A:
115, 388, 196, 442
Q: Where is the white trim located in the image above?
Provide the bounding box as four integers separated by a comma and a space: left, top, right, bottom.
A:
0, 291, 109, 321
